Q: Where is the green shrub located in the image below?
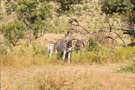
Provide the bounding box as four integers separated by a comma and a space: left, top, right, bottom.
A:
0, 16, 3, 20
83, 4, 89, 10
11, 3, 17, 12
31, 41, 47, 56
76, 6, 82, 12
87, 37, 101, 51
5, 2, 12, 15
0, 36, 10, 54
5, 6, 12, 15
118, 59, 135, 73
39, 4, 52, 20
1, 20, 26, 46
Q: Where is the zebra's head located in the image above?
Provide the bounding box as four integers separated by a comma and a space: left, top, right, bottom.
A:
65, 31, 72, 42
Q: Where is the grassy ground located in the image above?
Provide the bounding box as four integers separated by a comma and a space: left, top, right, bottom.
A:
1, 33, 135, 90
1, 64, 135, 90
1, 1, 135, 90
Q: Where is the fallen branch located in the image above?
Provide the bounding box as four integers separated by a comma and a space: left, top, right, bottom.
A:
105, 36, 117, 44
66, 28, 90, 38
69, 18, 90, 33
67, 18, 127, 47
89, 30, 127, 47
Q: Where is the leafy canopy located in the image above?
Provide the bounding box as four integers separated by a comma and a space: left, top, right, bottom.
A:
1, 20, 25, 46
56, 0, 83, 14
100, 0, 135, 15
16, 0, 51, 40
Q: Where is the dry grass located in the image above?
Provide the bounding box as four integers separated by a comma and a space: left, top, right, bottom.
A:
1, 64, 135, 90
1, 33, 135, 67
1, 2, 135, 90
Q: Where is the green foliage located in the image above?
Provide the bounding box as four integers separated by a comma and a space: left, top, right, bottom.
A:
1, 20, 25, 46
11, 2, 17, 12
71, 47, 135, 64
7, 0, 11, 2
5, 5, 12, 15
87, 37, 101, 51
99, 0, 135, 16
17, 0, 39, 21
56, 0, 83, 14
118, 59, 135, 73
83, 4, 89, 10
100, 0, 125, 15
0, 16, 3, 20
76, 6, 82, 12
16, 0, 51, 40
31, 41, 47, 56
39, 4, 52, 20
5, 1, 17, 15
0, 36, 10, 54
99, 0, 135, 36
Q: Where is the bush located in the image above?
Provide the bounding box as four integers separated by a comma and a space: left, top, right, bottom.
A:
0, 36, 10, 54
11, 3, 17, 12
31, 41, 47, 56
5, 6, 12, 15
39, 4, 52, 20
118, 60, 135, 73
0, 16, 3, 20
76, 6, 82, 12
87, 37, 101, 51
83, 4, 89, 10
1, 20, 26, 46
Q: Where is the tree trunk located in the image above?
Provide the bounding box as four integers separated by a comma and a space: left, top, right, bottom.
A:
29, 27, 32, 42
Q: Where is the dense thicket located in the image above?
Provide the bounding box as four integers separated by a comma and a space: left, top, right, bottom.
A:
100, 0, 135, 42
56, 0, 82, 14
16, 0, 51, 41
1, 20, 25, 46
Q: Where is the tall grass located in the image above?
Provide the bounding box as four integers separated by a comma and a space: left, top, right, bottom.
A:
71, 47, 135, 64
118, 59, 135, 73
0, 35, 10, 54
1, 38, 135, 67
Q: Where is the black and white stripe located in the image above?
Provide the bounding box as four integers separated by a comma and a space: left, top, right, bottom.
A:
56, 39, 72, 63
46, 41, 56, 57
74, 39, 89, 53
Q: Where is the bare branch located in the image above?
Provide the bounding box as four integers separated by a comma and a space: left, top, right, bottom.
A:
89, 30, 127, 47
105, 36, 117, 44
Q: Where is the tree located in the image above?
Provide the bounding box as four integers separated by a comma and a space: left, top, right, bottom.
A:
5, 2, 12, 15
99, 0, 135, 43
100, 0, 135, 25
16, 0, 51, 41
0, 20, 25, 46
4, 2, 18, 15
11, 2, 18, 12
56, 0, 83, 15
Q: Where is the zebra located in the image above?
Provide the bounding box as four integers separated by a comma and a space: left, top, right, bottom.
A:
81, 39, 89, 46
56, 31, 72, 63
74, 39, 85, 53
73, 39, 89, 53
46, 41, 56, 57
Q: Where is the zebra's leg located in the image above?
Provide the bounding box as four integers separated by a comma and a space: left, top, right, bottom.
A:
56, 50, 58, 54
68, 52, 71, 63
75, 47, 78, 53
48, 50, 50, 57
75, 48, 78, 53
62, 51, 66, 63
49, 49, 53, 57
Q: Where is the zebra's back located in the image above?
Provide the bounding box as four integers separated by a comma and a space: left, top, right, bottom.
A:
56, 39, 67, 52
46, 41, 55, 53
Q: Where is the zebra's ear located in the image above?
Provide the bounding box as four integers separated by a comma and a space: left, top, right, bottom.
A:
66, 31, 72, 34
